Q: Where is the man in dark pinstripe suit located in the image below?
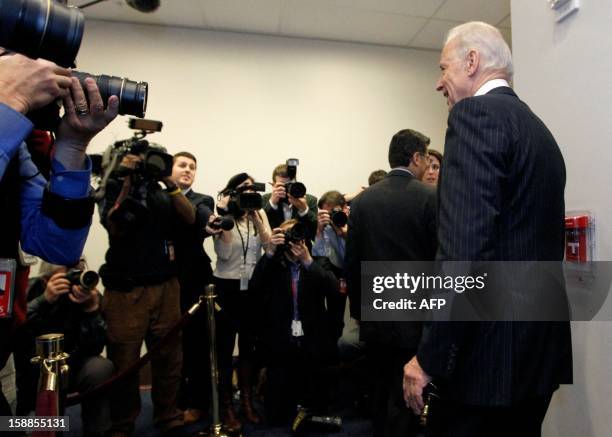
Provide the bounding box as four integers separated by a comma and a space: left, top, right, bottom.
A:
403, 22, 572, 437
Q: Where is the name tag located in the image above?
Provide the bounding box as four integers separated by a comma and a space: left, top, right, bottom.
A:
291, 319, 304, 337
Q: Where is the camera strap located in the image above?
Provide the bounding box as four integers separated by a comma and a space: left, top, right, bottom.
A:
236, 219, 250, 291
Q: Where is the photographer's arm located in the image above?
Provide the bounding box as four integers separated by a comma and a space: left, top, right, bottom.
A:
104, 173, 132, 237
18, 79, 117, 265
251, 209, 272, 249
162, 177, 195, 225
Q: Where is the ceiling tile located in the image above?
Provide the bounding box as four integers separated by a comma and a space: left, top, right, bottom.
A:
410, 19, 463, 50
434, 0, 510, 25
281, 0, 427, 46
330, 0, 447, 18
83, 0, 206, 28
202, 0, 283, 33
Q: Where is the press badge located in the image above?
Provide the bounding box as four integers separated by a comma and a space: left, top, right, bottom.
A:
239, 264, 249, 291
0, 258, 17, 319
291, 320, 304, 337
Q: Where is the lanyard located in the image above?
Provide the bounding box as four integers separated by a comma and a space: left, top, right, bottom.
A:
290, 263, 301, 321
236, 218, 251, 265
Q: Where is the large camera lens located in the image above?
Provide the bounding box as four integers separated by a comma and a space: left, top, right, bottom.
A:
72, 71, 148, 118
0, 0, 84, 67
331, 209, 348, 228
286, 182, 306, 198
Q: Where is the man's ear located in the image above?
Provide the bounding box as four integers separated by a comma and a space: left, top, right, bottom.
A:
466, 49, 479, 76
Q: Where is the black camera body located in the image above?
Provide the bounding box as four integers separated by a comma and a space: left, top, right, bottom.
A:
276, 222, 307, 257
229, 182, 266, 212
1, 1, 149, 122
65, 268, 99, 291
330, 209, 348, 228
114, 139, 173, 182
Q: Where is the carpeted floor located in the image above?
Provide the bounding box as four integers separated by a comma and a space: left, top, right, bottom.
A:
65, 389, 373, 436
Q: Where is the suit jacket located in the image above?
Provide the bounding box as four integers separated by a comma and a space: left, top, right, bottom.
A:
250, 255, 337, 362
417, 87, 573, 406
345, 169, 437, 349
261, 192, 318, 242
174, 189, 214, 307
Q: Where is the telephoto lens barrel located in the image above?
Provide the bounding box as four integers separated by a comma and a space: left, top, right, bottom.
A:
0, 0, 84, 67
72, 71, 148, 118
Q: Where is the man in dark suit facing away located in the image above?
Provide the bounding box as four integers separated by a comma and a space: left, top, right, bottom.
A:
345, 129, 437, 436
170, 151, 215, 423
403, 22, 572, 437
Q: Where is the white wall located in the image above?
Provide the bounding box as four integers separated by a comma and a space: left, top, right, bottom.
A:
75, 20, 448, 272
512, 1, 612, 435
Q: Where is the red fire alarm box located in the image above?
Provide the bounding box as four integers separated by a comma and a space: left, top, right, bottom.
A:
565, 211, 595, 262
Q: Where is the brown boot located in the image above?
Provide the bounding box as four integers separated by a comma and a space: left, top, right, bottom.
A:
221, 392, 242, 432
239, 361, 262, 424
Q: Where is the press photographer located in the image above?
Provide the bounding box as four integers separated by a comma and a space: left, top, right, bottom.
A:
98, 126, 193, 435
262, 160, 318, 245
312, 190, 350, 342
250, 220, 337, 426
13, 259, 113, 437
209, 172, 271, 431
0, 0, 120, 414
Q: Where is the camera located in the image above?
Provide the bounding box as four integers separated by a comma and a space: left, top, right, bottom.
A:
0, 0, 149, 121
330, 208, 348, 228
65, 268, 99, 291
0, 0, 84, 68
114, 139, 174, 182
282, 158, 307, 202
276, 222, 307, 257
209, 216, 234, 231
72, 71, 148, 118
91, 118, 168, 200
225, 182, 266, 212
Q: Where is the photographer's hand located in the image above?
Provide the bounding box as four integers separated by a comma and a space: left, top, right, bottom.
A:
270, 182, 286, 207
266, 228, 285, 257
43, 271, 71, 304
69, 285, 100, 312
205, 214, 223, 236
289, 241, 312, 268
162, 176, 196, 225
55, 77, 119, 170
0, 53, 72, 114
317, 210, 331, 237
288, 195, 308, 215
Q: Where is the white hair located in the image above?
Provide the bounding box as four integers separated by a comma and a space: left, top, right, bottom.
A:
445, 21, 513, 80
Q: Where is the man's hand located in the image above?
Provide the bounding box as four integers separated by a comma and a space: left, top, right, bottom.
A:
54, 77, 119, 169
269, 182, 286, 207
403, 356, 432, 415
289, 240, 312, 267
317, 210, 331, 236
0, 53, 72, 114
288, 194, 308, 214
43, 271, 71, 304
205, 214, 223, 236
266, 227, 285, 256
69, 286, 100, 313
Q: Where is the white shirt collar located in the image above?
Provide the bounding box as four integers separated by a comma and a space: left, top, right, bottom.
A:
474, 79, 510, 97
181, 187, 192, 196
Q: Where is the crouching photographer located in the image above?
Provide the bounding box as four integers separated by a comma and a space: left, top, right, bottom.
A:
13, 260, 112, 437
98, 140, 195, 435
250, 220, 338, 426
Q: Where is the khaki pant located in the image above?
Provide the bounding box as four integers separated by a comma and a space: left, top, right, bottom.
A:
103, 277, 183, 433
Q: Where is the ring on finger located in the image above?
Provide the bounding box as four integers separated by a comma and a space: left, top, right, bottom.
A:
76, 105, 89, 116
